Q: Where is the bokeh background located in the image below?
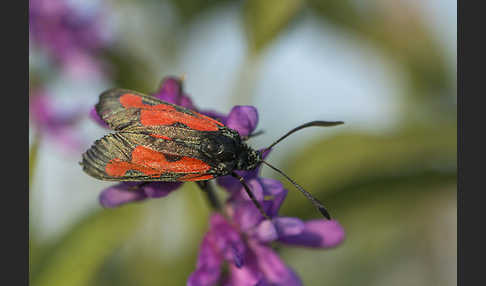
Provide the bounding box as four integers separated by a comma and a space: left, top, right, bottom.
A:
29, 0, 457, 285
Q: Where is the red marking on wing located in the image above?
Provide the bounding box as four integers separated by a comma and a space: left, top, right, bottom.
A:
178, 174, 214, 182
105, 145, 211, 178
150, 134, 171, 140
105, 159, 158, 177
119, 93, 223, 131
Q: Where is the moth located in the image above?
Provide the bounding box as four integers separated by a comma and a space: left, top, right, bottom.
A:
81, 88, 343, 218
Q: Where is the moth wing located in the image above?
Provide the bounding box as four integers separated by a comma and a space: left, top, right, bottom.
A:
95, 88, 163, 131
81, 132, 214, 182
95, 88, 223, 132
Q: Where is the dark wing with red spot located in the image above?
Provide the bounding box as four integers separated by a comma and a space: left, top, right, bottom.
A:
96, 88, 224, 132
81, 132, 215, 182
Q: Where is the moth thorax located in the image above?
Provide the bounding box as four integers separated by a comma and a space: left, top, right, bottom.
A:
237, 145, 261, 171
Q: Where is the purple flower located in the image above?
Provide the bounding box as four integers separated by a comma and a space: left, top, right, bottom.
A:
200, 105, 258, 138
225, 106, 259, 137
29, 0, 111, 77
99, 182, 182, 208
188, 179, 345, 285
152, 77, 195, 110
89, 106, 108, 128
29, 89, 84, 151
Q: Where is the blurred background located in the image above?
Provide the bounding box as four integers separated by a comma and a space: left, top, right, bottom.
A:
29, 0, 457, 285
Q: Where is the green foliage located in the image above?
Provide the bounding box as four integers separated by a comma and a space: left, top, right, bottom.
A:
170, 0, 230, 21
29, 134, 41, 189
90, 184, 213, 286
307, 0, 454, 114
244, 0, 304, 54
29, 0, 456, 285
280, 124, 456, 217
100, 49, 155, 93
31, 205, 144, 286
283, 184, 456, 286
275, 124, 456, 285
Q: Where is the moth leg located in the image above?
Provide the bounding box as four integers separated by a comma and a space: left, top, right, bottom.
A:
231, 172, 270, 220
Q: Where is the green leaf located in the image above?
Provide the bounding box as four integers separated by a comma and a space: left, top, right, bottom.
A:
307, 0, 455, 117
100, 49, 155, 93
112, 184, 212, 286
279, 125, 456, 217
244, 0, 304, 54
31, 205, 144, 286
170, 0, 231, 21
277, 124, 457, 285
282, 184, 456, 286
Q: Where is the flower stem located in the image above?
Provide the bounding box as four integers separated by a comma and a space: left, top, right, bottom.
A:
196, 181, 221, 211
29, 133, 41, 190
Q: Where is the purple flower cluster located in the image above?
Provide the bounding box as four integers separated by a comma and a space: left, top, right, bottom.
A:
29, 0, 113, 150
29, 88, 85, 151
188, 167, 344, 286
91, 77, 345, 286
29, 0, 110, 77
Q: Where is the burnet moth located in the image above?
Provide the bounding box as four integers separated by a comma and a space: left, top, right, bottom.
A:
81, 88, 343, 219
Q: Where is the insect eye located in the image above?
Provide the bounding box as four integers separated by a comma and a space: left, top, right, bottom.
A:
202, 139, 224, 155
220, 151, 236, 161
215, 146, 224, 155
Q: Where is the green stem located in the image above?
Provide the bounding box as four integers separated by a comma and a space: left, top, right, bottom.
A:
29, 133, 41, 190
196, 181, 222, 211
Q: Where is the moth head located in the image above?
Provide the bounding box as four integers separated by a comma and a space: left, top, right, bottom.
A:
236, 144, 261, 171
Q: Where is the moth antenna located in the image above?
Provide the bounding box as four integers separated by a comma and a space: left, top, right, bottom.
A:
261, 160, 331, 219
231, 172, 270, 220
263, 120, 344, 152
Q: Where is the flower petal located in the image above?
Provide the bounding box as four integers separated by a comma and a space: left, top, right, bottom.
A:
209, 214, 247, 268
225, 265, 261, 286
278, 219, 345, 248
273, 217, 305, 237
29, 0, 109, 76
260, 178, 288, 217
200, 110, 227, 125
98, 182, 183, 208
260, 148, 272, 160
89, 106, 108, 128
225, 106, 258, 137
249, 241, 302, 286
232, 200, 266, 232
216, 175, 241, 194
153, 77, 194, 109
187, 234, 223, 286
98, 183, 147, 208
231, 243, 244, 268
254, 219, 278, 243
224, 249, 262, 286
30, 92, 83, 131
159, 77, 181, 97
143, 182, 182, 198
216, 168, 260, 195
239, 179, 264, 203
